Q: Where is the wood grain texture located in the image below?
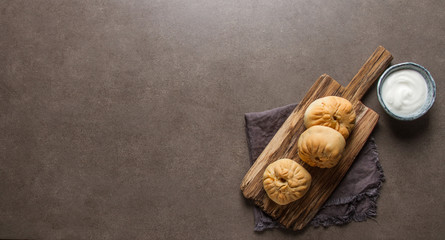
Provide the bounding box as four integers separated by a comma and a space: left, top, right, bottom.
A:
343, 46, 394, 101
240, 46, 393, 230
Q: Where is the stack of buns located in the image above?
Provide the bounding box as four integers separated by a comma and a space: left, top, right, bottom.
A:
263, 96, 356, 205
298, 96, 356, 168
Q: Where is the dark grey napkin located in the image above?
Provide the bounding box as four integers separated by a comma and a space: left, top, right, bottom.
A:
245, 103, 385, 231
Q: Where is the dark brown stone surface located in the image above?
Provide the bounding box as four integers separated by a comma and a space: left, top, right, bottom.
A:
1, 1, 444, 239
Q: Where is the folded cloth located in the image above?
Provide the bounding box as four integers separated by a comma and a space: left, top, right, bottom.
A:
245, 103, 385, 231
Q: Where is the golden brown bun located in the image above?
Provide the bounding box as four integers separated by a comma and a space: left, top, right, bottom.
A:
297, 126, 346, 168
263, 158, 312, 205
304, 96, 356, 139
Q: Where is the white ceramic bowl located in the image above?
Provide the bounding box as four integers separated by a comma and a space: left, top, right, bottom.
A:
377, 62, 436, 121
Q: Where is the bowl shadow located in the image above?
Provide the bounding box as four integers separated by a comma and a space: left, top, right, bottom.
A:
385, 110, 431, 139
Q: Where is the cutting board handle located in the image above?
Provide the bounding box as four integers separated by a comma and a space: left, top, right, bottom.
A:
342, 46, 393, 101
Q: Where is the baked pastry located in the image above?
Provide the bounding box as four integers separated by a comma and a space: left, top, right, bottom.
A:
304, 96, 356, 139
263, 158, 312, 205
297, 125, 346, 168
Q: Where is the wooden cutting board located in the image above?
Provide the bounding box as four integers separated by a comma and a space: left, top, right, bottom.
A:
240, 46, 393, 230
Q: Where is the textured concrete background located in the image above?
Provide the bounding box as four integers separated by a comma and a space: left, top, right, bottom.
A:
1, 0, 444, 239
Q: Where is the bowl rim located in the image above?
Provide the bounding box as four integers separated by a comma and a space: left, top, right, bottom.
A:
376, 62, 436, 121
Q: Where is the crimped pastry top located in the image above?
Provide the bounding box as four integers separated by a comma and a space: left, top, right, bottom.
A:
304, 96, 356, 139
263, 158, 312, 205
297, 125, 346, 168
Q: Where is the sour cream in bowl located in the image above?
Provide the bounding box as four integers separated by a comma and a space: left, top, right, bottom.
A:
377, 62, 436, 120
